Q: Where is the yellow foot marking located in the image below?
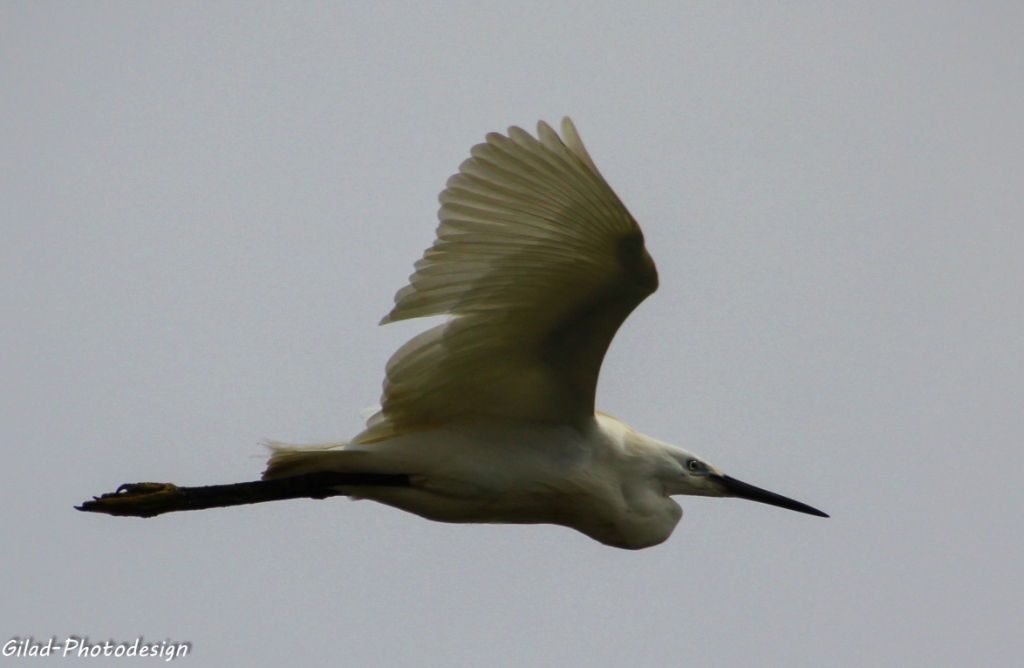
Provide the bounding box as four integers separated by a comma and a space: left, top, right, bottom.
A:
76, 482, 185, 517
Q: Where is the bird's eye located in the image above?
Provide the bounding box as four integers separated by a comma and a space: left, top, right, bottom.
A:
687, 459, 702, 472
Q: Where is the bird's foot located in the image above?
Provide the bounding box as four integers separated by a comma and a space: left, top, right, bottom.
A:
76, 482, 185, 518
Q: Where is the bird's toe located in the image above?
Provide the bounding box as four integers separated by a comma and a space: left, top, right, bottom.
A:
77, 482, 184, 518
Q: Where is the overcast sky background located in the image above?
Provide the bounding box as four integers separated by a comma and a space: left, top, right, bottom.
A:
2, 3, 1022, 666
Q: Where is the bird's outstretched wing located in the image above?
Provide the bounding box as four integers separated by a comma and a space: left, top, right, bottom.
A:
358, 118, 657, 442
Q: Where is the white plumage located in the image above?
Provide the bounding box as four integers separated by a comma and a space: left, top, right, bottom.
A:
262, 118, 827, 549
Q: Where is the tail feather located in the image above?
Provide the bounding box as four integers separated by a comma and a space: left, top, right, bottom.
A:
262, 442, 375, 480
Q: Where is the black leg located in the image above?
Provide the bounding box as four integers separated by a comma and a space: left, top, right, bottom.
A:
76, 472, 412, 518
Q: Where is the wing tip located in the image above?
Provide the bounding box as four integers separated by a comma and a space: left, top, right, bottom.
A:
557, 117, 601, 175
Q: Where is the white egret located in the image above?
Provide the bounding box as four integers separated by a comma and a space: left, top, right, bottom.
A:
79, 118, 827, 549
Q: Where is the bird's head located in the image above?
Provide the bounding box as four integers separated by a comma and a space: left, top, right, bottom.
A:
661, 449, 829, 518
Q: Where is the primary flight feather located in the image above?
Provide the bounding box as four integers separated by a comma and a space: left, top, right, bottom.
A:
78, 118, 827, 549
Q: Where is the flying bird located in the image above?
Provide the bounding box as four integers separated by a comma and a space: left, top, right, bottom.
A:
78, 118, 827, 549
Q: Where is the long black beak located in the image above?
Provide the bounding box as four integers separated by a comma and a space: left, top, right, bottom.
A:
712, 474, 829, 518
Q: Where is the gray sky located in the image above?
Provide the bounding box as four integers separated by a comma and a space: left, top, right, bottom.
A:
2, 2, 1021, 666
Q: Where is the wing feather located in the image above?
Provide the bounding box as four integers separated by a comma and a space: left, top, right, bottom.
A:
358, 118, 657, 442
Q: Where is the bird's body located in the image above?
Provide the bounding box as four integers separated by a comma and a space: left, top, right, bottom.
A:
266, 414, 691, 549
79, 118, 827, 547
